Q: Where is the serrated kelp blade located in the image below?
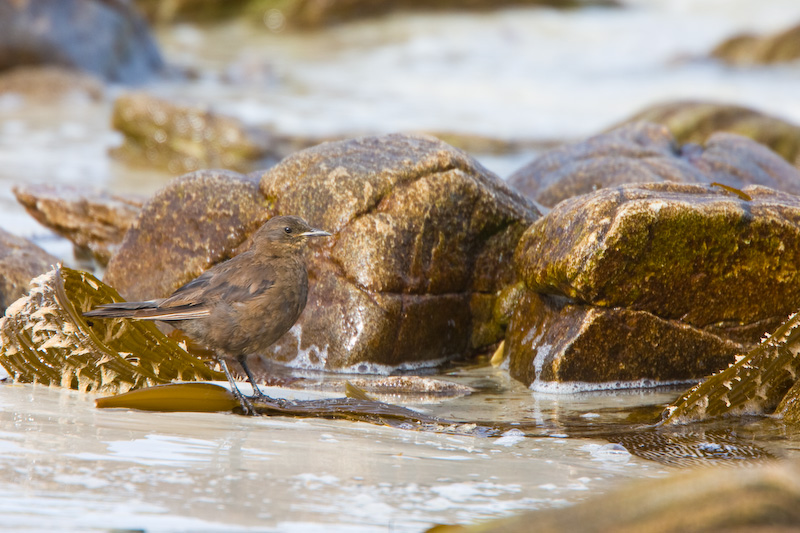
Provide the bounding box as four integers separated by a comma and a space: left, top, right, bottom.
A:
0, 266, 223, 394
662, 312, 800, 425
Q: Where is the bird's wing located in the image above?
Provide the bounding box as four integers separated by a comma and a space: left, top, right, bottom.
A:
159, 252, 277, 311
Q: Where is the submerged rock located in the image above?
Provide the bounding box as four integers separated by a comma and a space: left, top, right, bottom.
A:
615, 101, 800, 168
103, 169, 270, 301
13, 184, 143, 266
508, 122, 800, 207
508, 182, 800, 388
0, 229, 59, 312
257, 133, 538, 370
431, 459, 800, 532
711, 21, 800, 66
0, 0, 163, 83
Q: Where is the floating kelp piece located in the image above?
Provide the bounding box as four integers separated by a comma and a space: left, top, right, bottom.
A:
96, 382, 238, 412
0, 265, 222, 394
662, 311, 800, 425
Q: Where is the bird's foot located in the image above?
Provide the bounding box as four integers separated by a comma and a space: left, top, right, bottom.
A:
219, 358, 259, 416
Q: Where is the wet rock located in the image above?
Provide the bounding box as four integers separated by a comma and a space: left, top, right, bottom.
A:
13, 184, 143, 266
0, 66, 104, 101
103, 169, 270, 301
711, 21, 800, 66
507, 292, 745, 387
0, 229, 59, 312
508, 122, 800, 207
111, 92, 278, 174
616, 100, 800, 168
431, 459, 800, 533
0, 0, 163, 84
508, 182, 800, 387
255, 133, 539, 370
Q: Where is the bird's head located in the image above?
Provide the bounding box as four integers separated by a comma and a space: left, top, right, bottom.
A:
252, 215, 331, 252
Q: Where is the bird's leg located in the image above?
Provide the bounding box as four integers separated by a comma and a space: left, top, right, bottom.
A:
237, 354, 274, 401
219, 357, 256, 415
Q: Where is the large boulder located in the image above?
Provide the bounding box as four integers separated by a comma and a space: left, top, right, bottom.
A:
0, 0, 163, 84
255, 133, 539, 370
0, 229, 59, 312
507, 182, 800, 388
106, 134, 537, 371
103, 169, 270, 301
508, 122, 800, 207
614, 101, 800, 168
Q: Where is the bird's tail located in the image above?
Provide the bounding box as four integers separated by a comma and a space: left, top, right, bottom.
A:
83, 301, 161, 319
84, 300, 210, 321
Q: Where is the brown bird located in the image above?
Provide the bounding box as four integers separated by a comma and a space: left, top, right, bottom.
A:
84, 215, 331, 414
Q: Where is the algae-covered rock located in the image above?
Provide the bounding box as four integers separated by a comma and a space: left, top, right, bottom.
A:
429, 459, 800, 533
508, 182, 800, 388
508, 122, 800, 207
13, 184, 143, 266
0, 266, 221, 394
103, 169, 270, 301
507, 292, 745, 386
111, 92, 276, 174
0, 0, 163, 83
616, 101, 800, 168
256, 133, 538, 370
711, 22, 800, 66
0, 229, 59, 312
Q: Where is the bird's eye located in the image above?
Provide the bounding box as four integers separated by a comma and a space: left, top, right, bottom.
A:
284, 227, 292, 234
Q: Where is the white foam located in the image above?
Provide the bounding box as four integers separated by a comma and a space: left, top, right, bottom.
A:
281, 324, 449, 375
530, 378, 696, 394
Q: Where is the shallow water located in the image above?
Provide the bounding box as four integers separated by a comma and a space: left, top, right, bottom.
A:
1, 366, 674, 532
3, 1, 800, 530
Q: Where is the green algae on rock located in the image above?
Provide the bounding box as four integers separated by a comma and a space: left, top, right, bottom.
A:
616, 101, 800, 168
508, 122, 800, 207
0, 266, 222, 394
508, 182, 800, 388
103, 169, 270, 301
663, 311, 800, 425
257, 133, 539, 370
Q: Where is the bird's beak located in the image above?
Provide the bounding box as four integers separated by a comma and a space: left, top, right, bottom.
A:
300, 229, 332, 238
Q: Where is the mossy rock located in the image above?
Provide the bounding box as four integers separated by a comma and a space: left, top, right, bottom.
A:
508, 182, 800, 387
